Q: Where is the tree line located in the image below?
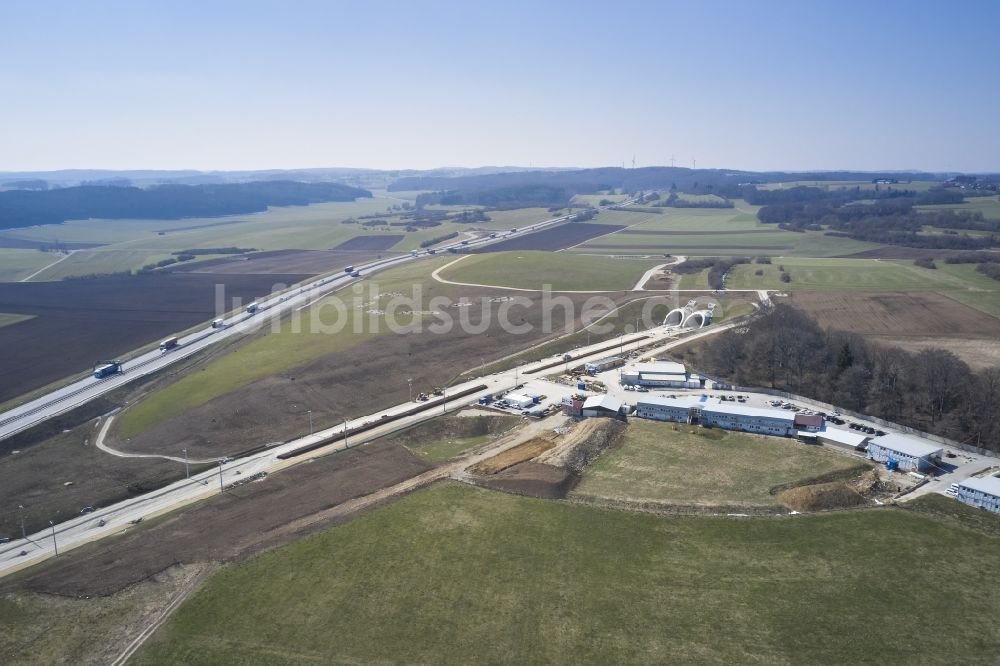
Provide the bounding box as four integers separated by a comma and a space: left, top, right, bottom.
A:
698, 304, 1000, 452
416, 185, 574, 209
0, 181, 372, 230
419, 231, 459, 248
942, 251, 1000, 282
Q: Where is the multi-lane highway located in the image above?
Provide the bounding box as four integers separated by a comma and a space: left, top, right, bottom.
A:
0, 201, 628, 442
0, 314, 716, 578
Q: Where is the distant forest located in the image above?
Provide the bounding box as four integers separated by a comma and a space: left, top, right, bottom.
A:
390, 166, 941, 195
0, 181, 371, 230
415, 185, 577, 209
741, 185, 999, 250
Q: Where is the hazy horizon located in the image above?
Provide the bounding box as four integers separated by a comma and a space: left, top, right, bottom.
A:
2, 0, 998, 173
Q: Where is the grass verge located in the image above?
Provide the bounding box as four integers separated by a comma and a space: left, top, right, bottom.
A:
572, 420, 866, 508
133, 482, 1000, 665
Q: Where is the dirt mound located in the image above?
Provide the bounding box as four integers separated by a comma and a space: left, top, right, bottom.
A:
778, 481, 870, 512
469, 437, 557, 475
536, 419, 627, 472
474, 462, 577, 499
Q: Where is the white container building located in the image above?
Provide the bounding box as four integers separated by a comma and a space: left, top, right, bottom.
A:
504, 393, 535, 409
582, 395, 624, 418
620, 360, 701, 388
956, 476, 1000, 513
866, 433, 942, 472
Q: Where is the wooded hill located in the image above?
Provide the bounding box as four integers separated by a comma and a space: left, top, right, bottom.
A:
0, 180, 372, 230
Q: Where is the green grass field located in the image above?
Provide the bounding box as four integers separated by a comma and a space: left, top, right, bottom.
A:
441, 251, 661, 291
573, 420, 864, 507
1, 198, 397, 247
115, 257, 453, 439
569, 205, 878, 257
0, 198, 418, 279
933, 262, 1000, 317
26, 249, 180, 280
407, 434, 494, 462
0, 312, 35, 329
726, 257, 968, 292
0, 249, 62, 282
0, 195, 581, 280
571, 193, 628, 207
916, 195, 1000, 220
719, 257, 1000, 318
133, 482, 1000, 665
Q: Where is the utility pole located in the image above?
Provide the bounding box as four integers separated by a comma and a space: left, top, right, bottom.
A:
407, 378, 413, 403
442, 389, 447, 414
307, 410, 313, 435
182, 448, 189, 479
49, 520, 58, 556
18, 504, 25, 540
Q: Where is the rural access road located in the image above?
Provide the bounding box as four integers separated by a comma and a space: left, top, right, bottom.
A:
94, 415, 218, 464
0, 199, 639, 443
20, 250, 75, 282
0, 313, 725, 579
633, 255, 686, 291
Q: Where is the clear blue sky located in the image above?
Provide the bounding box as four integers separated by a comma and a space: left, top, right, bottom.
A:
1, 0, 998, 172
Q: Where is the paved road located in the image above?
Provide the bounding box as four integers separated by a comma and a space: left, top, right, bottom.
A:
0, 313, 717, 578
0, 200, 636, 443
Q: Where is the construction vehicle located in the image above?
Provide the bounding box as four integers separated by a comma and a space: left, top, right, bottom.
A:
159, 336, 179, 352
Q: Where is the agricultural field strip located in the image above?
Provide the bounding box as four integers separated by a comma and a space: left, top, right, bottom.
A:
0, 317, 734, 578
19, 250, 76, 282
0, 198, 639, 441
433, 255, 658, 293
